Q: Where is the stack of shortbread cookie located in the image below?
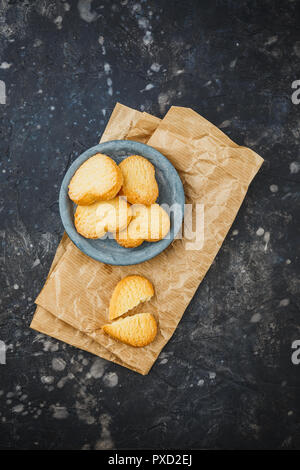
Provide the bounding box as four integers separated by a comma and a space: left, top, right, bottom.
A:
68, 153, 170, 246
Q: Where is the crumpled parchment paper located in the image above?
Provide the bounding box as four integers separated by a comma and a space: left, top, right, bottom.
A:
31, 103, 263, 375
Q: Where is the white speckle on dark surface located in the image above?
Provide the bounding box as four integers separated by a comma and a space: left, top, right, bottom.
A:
264, 36, 278, 46
143, 31, 153, 46
150, 62, 161, 72
289, 161, 300, 174
52, 358, 66, 372
263, 231, 270, 251
89, 358, 106, 379
219, 119, 231, 128
103, 372, 118, 388
0, 61, 11, 69
12, 404, 24, 413
138, 17, 149, 30
145, 83, 155, 91
279, 298, 290, 307
75, 396, 96, 425
51, 405, 69, 420
270, 184, 278, 193
104, 62, 111, 74
57, 376, 69, 389
42, 340, 59, 353
250, 313, 262, 323
158, 91, 173, 114
33, 38, 42, 47
54, 16, 63, 30
141, 83, 155, 92
94, 414, 114, 450
31, 258, 40, 268
256, 227, 265, 236
41, 376, 54, 385
77, 0, 98, 23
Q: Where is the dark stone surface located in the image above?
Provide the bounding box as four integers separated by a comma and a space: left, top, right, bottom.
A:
0, 0, 300, 450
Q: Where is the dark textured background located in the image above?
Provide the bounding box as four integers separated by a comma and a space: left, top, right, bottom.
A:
0, 0, 300, 450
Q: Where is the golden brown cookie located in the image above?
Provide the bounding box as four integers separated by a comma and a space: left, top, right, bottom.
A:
74, 196, 132, 239
68, 153, 123, 205
102, 313, 157, 347
109, 275, 154, 320
115, 204, 170, 248
119, 155, 159, 205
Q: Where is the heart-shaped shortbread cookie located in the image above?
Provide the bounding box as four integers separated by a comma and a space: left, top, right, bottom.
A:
69, 153, 123, 206
115, 203, 170, 248
109, 275, 154, 320
74, 196, 132, 239
102, 313, 157, 347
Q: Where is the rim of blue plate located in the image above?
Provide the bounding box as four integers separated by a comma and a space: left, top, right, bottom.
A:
59, 140, 185, 265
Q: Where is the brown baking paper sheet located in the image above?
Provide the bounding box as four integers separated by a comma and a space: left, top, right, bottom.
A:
32, 102, 263, 375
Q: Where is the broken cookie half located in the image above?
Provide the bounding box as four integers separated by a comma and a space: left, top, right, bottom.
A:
109, 275, 154, 320
102, 313, 157, 348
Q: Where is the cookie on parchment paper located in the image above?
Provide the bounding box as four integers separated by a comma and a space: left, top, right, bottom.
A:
109, 275, 154, 320
102, 313, 157, 347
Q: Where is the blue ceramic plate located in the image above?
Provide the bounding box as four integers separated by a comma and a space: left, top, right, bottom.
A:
59, 140, 185, 265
